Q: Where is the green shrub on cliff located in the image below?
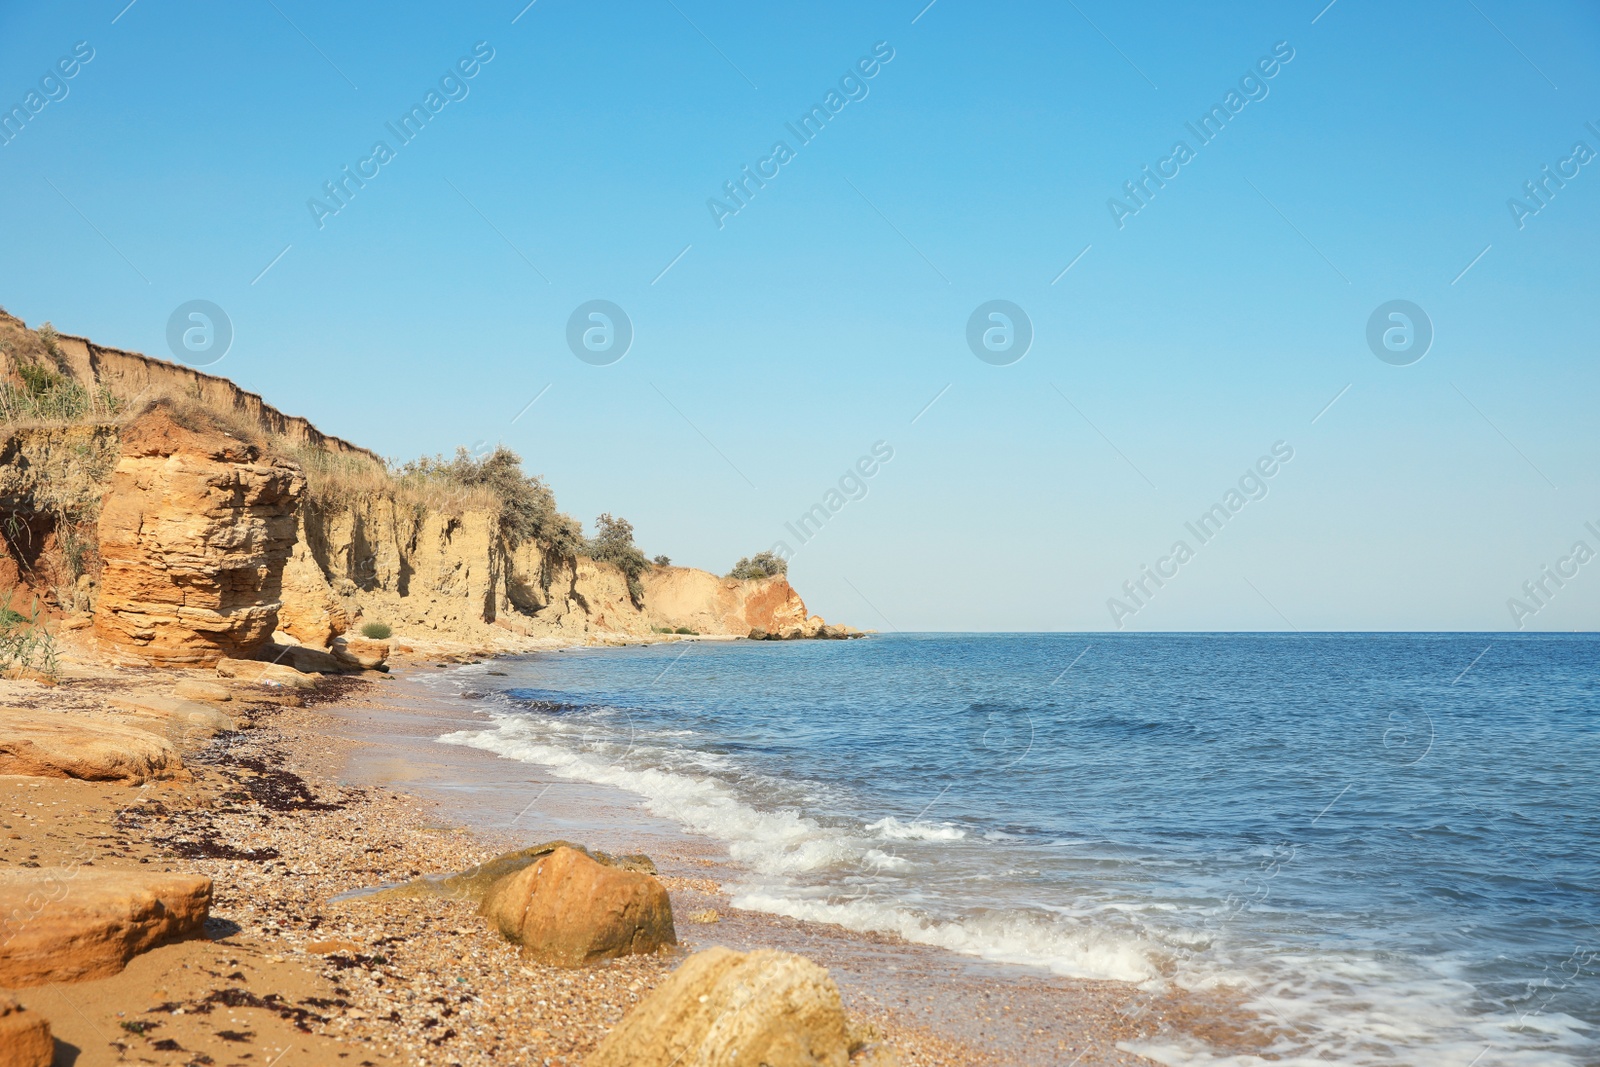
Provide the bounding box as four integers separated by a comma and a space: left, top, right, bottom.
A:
728, 551, 787, 580
298, 443, 588, 563
360, 621, 392, 640
586, 513, 649, 605
399, 446, 586, 559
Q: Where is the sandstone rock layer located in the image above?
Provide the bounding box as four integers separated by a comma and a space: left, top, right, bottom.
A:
0, 709, 181, 782
0, 868, 212, 986
480, 845, 674, 967
93, 401, 304, 666
587, 946, 851, 1067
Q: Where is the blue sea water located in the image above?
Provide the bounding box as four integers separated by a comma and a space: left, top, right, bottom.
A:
435, 633, 1599, 1066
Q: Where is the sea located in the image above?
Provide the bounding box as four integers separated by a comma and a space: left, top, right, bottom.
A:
422, 633, 1598, 1066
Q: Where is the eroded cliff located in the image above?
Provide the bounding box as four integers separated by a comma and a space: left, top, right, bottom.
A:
0, 309, 850, 663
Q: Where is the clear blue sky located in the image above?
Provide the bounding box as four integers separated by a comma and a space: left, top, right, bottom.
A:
2, 1, 1596, 632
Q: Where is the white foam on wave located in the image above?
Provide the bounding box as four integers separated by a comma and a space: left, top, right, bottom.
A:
1132, 950, 1598, 1067
866, 816, 967, 841
441, 715, 887, 877
438, 709, 1597, 1067
440, 712, 1161, 983
733, 889, 1159, 983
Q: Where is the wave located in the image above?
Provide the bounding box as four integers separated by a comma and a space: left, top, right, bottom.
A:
437, 704, 1598, 1067
438, 710, 1159, 982
866, 816, 967, 841
733, 889, 1157, 982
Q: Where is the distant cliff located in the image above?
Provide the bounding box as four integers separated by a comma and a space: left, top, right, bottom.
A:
0, 310, 850, 663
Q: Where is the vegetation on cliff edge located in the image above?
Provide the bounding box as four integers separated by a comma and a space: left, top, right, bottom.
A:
729, 551, 787, 580
586, 513, 649, 605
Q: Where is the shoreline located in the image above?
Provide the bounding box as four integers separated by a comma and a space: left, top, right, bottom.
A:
322, 657, 1272, 1066
0, 643, 1270, 1065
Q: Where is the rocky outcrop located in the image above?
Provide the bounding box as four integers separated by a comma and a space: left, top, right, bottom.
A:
0, 995, 52, 1067
479, 845, 675, 967
587, 946, 854, 1067
93, 401, 303, 665
0, 709, 182, 782
638, 568, 843, 639
106, 692, 237, 740
0, 868, 212, 986
275, 531, 351, 645
1, 311, 855, 651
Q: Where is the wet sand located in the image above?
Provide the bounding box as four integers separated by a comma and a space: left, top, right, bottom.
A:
322, 666, 1275, 1066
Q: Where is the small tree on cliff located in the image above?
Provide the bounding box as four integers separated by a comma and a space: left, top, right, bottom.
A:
586, 513, 649, 606
728, 551, 786, 580
403, 446, 584, 559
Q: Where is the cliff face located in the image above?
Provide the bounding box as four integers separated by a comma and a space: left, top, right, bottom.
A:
0, 310, 850, 661
277, 496, 832, 647
42, 325, 377, 461
93, 403, 302, 665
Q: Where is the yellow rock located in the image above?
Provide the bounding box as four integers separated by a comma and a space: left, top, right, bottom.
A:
0, 868, 212, 987
587, 946, 850, 1067
480, 846, 675, 968
0, 709, 182, 782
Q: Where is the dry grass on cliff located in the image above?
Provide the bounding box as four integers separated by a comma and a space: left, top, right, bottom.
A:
288, 443, 500, 516
0, 316, 124, 429
288, 444, 586, 558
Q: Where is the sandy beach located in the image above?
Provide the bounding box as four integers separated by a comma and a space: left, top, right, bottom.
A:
0, 650, 1274, 1067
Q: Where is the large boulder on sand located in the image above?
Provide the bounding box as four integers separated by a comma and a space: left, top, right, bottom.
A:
0, 868, 212, 987
587, 946, 851, 1067
0, 995, 52, 1067
480, 845, 674, 967
331, 635, 389, 670
216, 656, 318, 688
0, 709, 181, 782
